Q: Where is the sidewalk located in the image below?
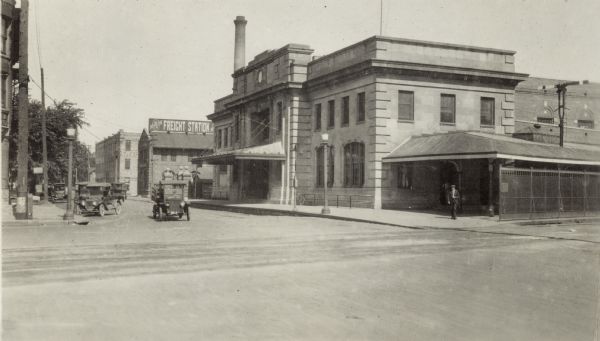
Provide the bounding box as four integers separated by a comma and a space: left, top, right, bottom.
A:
188, 199, 509, 230
1, 202, 82, 227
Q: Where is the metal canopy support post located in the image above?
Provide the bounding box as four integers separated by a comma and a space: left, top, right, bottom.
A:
488, 158, 494, 217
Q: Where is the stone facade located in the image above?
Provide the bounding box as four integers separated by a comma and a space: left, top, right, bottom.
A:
204, 35, 527, 209
95, 130, 140, 196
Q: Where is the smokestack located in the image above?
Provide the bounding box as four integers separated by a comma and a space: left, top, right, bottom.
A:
233, 16, 247, 71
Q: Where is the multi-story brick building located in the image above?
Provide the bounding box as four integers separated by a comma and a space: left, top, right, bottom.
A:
1, 0, 18, 200
95, 130, 140, 196
137, 118, 214, 197
198, 17, 600, 217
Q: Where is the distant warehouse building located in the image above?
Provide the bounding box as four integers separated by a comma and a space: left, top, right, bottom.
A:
137, 118, 214, 197
95, 130, 141, 196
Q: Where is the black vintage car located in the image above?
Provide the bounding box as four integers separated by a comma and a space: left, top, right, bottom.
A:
111, 182, 129, 204
152, 180, 190, 221
51, 183, 68, 202
76, 182, 121, 216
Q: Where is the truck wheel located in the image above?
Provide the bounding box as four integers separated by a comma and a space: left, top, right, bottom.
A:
114, 203, 121, 215
99, 205, 105, 217
152, 207, 158, 219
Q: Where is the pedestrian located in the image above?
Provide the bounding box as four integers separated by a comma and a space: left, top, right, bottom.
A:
448, 184, 460, 219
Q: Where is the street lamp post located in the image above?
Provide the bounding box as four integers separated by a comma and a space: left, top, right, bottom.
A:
539, 80, 589, 147
63, 127, 76, 221
321, 133, 330, 215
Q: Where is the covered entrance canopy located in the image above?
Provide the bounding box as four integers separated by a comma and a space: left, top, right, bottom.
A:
383, 131, 600, 166
193, 141, 286, 165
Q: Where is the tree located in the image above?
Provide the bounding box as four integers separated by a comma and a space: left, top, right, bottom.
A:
9, 99, 90, 192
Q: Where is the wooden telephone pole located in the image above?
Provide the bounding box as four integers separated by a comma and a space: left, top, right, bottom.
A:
14, 0, 30, 219
41, 67, 49, 203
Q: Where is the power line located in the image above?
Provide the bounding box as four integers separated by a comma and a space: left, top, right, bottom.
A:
33, 0, 43, 69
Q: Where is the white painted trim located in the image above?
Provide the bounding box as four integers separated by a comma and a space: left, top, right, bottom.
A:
383, 152, 600, 166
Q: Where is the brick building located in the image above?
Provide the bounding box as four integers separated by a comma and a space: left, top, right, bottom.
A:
95, 130, 141, 196
1, 0, 18, 200
198, 17, 600, 217
137, 119, 214, 197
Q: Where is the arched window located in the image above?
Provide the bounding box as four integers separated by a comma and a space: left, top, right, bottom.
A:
344, 142, 365, 187
316, 145, 334, 188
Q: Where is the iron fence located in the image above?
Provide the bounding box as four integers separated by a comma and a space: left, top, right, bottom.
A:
296, 193, 374, 208
499, 166, 600, 220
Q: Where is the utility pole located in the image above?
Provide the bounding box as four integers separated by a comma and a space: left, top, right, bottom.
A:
538, 80, 588, 147
14, 0, 30, 219
41, 67, 49, 204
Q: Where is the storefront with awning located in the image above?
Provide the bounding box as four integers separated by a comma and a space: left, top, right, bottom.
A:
193, 142, 287, 201
382, 131, 600, 218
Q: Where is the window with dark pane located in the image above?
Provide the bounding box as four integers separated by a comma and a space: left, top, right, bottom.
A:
344, 142, 365, 187
398, 91, 414, 120
440, 94, 455, 124
328, 100, 335, 128
342, 96, 350, 126
480, 97, 495, 126
314, 103, 322, 131
357, 92, 366, 122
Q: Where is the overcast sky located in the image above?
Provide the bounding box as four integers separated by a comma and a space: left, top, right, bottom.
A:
27, 0, 600, 148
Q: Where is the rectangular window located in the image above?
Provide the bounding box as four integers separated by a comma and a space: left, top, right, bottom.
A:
341, 96, 349, 126
170, 153, 177, 162
161, 151, 167, 162
1, 75, 6, 109
125, 140, 131, 151
125, 158, 131, 170
357, 92, 366, 122
578, 120, 594, 129
398, 91, 414, 121
328, 100, 335, 128
343, 142, 365, 187
217, 129, 222, 148
537, 117, 554, 124
277, 102, 283, 133
274, 63, 279, 78
440, 94, 456, 124
480, 97, 495, 126
223, 128, 228, 148
397, 165, 412, 189
314, 104, 322, 131
234, 115, 240, 142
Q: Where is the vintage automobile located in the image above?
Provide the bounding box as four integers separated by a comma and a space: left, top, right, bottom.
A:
51, 183, 68, 202
152, 180, 190, 221
111, 182, 129, 204
76, 182, 121, 217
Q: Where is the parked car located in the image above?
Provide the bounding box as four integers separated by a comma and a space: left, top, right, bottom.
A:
76, 182, 121, 216
111, 182, 129, 204
51, 183, 67, 202
152, 180, 190, 221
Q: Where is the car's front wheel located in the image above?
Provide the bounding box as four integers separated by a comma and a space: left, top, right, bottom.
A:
99, 205, 105, 217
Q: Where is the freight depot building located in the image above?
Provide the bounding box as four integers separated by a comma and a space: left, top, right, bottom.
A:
197, 16, 600, 219
137, 119, 214, 197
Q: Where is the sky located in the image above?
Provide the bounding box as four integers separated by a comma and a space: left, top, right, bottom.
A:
26, 0, 600, 149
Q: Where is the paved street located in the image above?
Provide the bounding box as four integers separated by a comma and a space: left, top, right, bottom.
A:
3, 199, 600, 341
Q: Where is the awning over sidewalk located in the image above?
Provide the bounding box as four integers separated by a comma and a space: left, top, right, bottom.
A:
193, 141, 286, 165
383, 131, 600, 166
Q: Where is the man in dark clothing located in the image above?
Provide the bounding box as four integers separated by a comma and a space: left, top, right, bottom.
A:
448, 184, 460, 219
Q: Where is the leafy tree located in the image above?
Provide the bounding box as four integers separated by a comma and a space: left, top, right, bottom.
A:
9, 99, 91, 192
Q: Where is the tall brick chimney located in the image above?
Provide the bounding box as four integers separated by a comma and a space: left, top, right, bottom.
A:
233, 16, 247, 71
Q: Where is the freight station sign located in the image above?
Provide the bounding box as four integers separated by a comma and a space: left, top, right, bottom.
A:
149, 118, 213, 134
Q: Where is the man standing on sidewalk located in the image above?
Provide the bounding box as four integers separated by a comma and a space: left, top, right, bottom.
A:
448, 184, 460, 220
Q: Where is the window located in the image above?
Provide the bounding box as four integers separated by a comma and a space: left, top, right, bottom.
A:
328, 100, 335, 128
219, 164, 227, 174
480, 97, 495, 126
537, 117, 554, 124
1, 75, 6, 109
274, 63, 279, 78
343, 142, 365, 187
277, 102, 283, 133
357, 92, 366, 122
578, 120, 594, 129
170, 153, 177, 162
398, 91, 414, 121
125, 158, 131, 170
316, 145, 334, 188
440, 94, 456, 124
223, 128, 229, 148
257, 70, 263, 84
397, 165, 412, 189
234, 114, 240, 142
314, 104, 322, 131
125, 140, 131, 151
341, 96, 350, 126
216, 129, 222, 148
161, 151, 167, 162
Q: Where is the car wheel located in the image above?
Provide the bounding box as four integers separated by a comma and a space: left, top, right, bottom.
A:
178, 213, 183, 219
99, 205, 105, 217
152, 206, 158, 219
186, 207, 190, 221
115, 203, 121, 215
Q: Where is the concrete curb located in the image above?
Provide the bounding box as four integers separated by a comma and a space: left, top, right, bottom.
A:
2, 219, 90, 228
189, 202, 426, 230
515, 216, 600, 226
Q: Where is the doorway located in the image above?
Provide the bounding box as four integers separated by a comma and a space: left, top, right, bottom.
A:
244, 160, 269, 199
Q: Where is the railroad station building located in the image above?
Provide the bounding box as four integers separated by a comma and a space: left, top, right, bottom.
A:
137, 118, 214, 198
197, 16, 600, 218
